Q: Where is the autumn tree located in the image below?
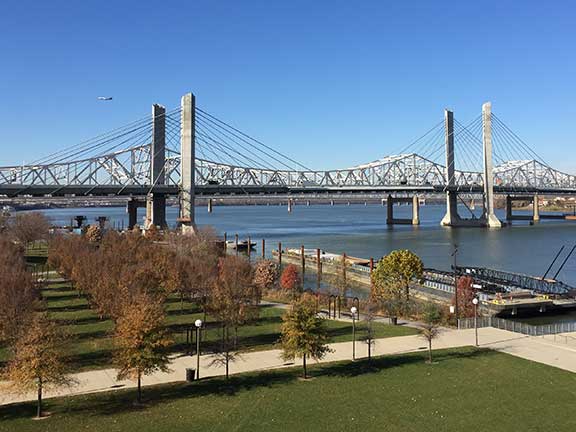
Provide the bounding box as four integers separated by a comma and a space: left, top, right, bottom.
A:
144, 224, 163, 241
253, 259, 279, 292
280, 264, 301, 298
279, 293, 332, 379
0, 238, 38, 342
84, 224, 103, 243
210, 256, 260, 353
3, 313, 75, 418
373, 250, 423, 300
6, 212, 51, 246
419, 303, 442, 363
453, 276, 478, 318
114, 293, 172, 404
168, 231, 220, 315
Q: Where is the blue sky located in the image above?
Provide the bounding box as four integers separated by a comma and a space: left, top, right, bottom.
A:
1, 0, 575, 171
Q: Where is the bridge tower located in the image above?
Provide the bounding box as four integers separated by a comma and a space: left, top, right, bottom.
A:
440, 109, 460, 226
179, 92, 197, 233
481, 102, 502, 228
146, 104, 167, 228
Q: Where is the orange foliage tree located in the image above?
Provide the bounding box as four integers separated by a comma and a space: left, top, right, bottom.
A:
280, 264, 301, 296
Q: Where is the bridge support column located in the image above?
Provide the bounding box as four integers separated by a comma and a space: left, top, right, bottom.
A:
179, 93, 197, 234
441, 109, 462, 226
482, 102, 502, 228
386, 195, 393, 223
127, 199, 139, 230
208, 198, 213, 213
533, 194, 540, 222
412, 195, 420, 225
146, 104, 167, 228
288, 199, 293, 213
387, 195, 420, 225
506, 195, 513, 221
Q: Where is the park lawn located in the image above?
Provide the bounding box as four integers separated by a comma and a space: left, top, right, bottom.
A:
0, 279, 417, 372
1, 347, 575, 432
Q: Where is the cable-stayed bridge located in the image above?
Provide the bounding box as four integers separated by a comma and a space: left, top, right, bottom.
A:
1, 93, 575, 230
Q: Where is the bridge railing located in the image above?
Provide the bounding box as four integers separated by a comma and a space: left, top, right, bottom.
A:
458, 316, 576, 336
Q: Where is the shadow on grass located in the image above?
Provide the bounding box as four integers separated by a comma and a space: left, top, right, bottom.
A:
46, 303, 91, 313
0, 347, 495, 421
41, 292, 82, 302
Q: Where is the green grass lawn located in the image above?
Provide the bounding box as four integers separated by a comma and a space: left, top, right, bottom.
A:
0, 278, 417, 372
1, 348, 575, 432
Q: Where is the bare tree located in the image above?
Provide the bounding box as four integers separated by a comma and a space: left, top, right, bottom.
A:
363, 301, 377, 362
419, 303, 443, 363
6, 212, 51, 246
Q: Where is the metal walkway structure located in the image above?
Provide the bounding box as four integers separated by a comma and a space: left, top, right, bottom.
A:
1, 92, 575, 229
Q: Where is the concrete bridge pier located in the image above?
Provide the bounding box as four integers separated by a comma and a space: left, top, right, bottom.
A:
208, 198, 213, 213
179, 93, 197, 234
386, 194, 420, 225
506, 194, 540, 222
288, 199, 293, 213
533, 194, 540, 221
126, 198, 144, 230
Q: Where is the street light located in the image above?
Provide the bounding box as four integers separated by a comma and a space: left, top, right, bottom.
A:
195, 319, 203, 380
350, 306, 358, 360
472, 298, 479, 347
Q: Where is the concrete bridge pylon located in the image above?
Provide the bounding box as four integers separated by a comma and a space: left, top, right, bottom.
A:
179, 92, 197, 234
482, 102, 502, 228
146, 103, 167, 229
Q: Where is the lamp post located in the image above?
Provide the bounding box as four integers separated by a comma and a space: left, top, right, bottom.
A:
195, 319, 203, 380
350, 306, 358, 360
472, 298, 479, 347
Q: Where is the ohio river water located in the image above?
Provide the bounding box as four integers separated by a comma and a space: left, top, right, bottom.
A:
36, 204, 576, 288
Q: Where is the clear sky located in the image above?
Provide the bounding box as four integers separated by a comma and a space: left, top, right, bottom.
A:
1, 0, 575, 171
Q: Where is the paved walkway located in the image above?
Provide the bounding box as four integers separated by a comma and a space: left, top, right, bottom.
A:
1, 327, 575, 406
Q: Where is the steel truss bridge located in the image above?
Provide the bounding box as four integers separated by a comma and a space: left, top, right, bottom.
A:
1, 94, 575, 199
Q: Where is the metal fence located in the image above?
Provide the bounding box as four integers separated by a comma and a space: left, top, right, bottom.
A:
458, 316, 576, 336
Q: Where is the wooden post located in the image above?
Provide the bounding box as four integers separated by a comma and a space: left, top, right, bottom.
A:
301, 245, 305, 274
235, 234, 239, 256
262, 238, 266, 259
247, 236, 251, 259
316, 248, 321, 274
278, 242, 282, 267
369, 257, 374, 291
223, 232, 227, 253
343, 252, 347, 284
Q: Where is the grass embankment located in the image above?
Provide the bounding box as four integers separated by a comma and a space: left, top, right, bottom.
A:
1, 347, 575, 431
0, 277, 417, 372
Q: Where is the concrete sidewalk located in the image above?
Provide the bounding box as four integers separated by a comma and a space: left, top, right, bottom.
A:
1, 327, 575, 406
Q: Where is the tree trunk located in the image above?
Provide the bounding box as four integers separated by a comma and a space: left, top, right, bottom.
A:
428, 340, 432, 363
37, 378, 43, 418
226, 355, 229, 380
137, 372, 142, 404
303, 353, 307, 379
368, 339, 371, 361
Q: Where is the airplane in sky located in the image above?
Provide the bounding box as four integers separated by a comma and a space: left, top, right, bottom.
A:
97, 96, 113, 101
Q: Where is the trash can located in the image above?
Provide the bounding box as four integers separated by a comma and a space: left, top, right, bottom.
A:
186, 368, 196, 382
